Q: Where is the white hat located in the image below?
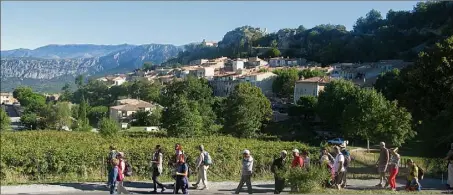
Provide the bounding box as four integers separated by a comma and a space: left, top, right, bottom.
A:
281, 150, 288, 154
292, 149, 299, 153
243, 149, 250, 154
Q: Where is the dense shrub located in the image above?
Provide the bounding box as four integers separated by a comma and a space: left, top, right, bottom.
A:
285, 166, 331, 193
0, 131, 317, 184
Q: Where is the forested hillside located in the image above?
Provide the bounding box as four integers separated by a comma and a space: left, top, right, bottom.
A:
165, 1, 453, 65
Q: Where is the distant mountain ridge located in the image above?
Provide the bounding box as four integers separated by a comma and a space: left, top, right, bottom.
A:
1, 44, 184, 92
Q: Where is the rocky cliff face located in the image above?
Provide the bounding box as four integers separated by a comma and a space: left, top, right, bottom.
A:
0, 44, 183, 91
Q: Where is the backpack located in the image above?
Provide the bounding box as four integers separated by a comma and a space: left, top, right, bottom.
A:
342, 150, 351, 168
203, 152, 213, 165
417, 166, 424, 180
124, 161, 132, 177
187, 163, 192, 178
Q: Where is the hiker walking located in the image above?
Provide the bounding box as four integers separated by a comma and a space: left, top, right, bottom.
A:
109, 158, 120, 194
175, 154, 189, 194
271, 150, 287, 194
333, 146, 346, 190
388, 148, 401, 191
375, 142, 389, 188
301, 150, 310, 169
405, 159, 422, 191
291, 149, 304, 168
340, 143, 351, 188
193, 145, 210, 190
320, 148, 335, 187
151, 145, 166, 193
235, 150, 254, 194
445, 143, 453, 189
107, 145, 119, 187
117, 152, 131, 194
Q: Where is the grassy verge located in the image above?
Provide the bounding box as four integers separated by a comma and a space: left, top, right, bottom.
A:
348, 148, 446, 179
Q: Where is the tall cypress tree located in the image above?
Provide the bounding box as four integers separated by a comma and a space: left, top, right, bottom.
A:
76, 95, 90, 131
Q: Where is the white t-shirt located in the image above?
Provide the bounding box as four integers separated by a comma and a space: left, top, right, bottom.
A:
334, 154, 345, 173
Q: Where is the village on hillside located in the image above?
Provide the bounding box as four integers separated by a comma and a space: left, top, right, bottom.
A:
1, 51, 412, 132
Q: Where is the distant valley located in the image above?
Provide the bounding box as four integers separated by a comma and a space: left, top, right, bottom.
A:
1, 44, 183, 92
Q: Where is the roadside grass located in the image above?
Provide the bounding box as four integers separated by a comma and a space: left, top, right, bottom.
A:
349, 148, 446, 179
315, 189, 444, 194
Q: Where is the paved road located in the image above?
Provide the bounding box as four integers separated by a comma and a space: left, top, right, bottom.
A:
1, 179, 450, 195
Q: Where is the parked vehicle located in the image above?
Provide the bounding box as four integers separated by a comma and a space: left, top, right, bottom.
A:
327, 138, 349, 146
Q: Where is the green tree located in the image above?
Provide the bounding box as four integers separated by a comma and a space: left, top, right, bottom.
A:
98, 117, 119, 137
224, 83, 272, 138
20, 113, 39, 130
129, 79, 162, 103
75, 75, 84, 88
143, 62, 153, 70
0, 109, 11, 131
163, 95, 203, 138
374, 69, 405, 101
341, 89, 415, 146
52, 102, 72, 130
294, 96, 318, 120
132, 108, 162, 127
13, 87, 47, 114
266, 48, 281, 58
59, 83, 73, 102
13, 86, 33, 100
161, 76, 218, 133
399, 36, 453, 150
75, 96, 90, 131
272, 68, 300, 98
317, 80, 359, 130
270, 40, 278, 48
87, 106, 109, 126
299, 69, 326, 79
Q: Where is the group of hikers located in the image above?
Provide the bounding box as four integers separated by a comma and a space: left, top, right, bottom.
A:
105, 142, 453, 194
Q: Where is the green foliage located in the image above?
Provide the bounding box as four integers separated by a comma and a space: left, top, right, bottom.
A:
285, 165, 331, 193
13, 87, 46, 114
142, 62, 153, 70
20, 113, 39, 130
163, 96, 203, 138
87, 106, 109, 127
72, 79, 110, 106
13, 86, 33, 100
224, 83, 272, 138
317, 80, 359, 130
0, 109, 11, 131
129, 79, 162, 103
75, 75, 84, 88
290, 96, 318, 120
299, 69, 326, 79
266, 48, 281, 58
132, 108, 162, 127
75, 96, 90, 131
318, 80, 415, 146
49, 102, 72, 130
98, 118, 119, 137
59, 83, 73, 102
167, 1, 452, 64
374, 69, 404, 101
272, 68, 300, 98
0, 131, 316, 184
161, 76, 219, 134
341, 89, 415, 146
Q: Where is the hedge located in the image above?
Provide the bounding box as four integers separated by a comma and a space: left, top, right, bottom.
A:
0, 131, 317, 184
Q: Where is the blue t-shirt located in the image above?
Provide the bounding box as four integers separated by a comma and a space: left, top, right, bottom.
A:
176, 163, 188, 180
